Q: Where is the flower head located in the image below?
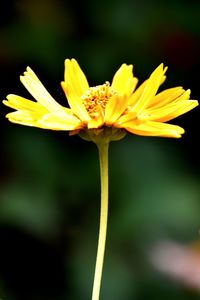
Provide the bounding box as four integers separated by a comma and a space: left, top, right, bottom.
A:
3, 58, 198, 140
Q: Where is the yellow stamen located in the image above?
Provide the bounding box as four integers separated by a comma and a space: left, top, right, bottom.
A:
81, 82, 116, 118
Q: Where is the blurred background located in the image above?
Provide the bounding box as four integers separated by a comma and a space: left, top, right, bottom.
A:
0, 0, 200, 299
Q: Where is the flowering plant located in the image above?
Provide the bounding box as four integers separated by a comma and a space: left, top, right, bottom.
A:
3, 58, 198, 300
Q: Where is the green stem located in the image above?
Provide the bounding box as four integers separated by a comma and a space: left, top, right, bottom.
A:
92, 142, 109, 300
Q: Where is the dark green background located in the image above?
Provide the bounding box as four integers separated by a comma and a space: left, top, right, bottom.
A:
0, 0, 200, 299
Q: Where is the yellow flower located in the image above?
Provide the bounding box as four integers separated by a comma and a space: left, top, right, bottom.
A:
3, 58, 198, 138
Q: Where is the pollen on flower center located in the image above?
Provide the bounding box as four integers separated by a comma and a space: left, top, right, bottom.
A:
81, 81, 116, 117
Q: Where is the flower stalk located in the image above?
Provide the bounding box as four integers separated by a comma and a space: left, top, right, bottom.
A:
92, 142, 109, 300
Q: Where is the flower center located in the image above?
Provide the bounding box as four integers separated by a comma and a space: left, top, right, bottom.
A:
81, 82, 116, 117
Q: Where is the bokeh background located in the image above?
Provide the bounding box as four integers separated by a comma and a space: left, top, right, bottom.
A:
0, 0, 200, 299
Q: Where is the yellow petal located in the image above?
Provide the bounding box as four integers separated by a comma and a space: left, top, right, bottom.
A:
64, 58, 89, 96
128, 74, 167, 108
104, 95, 129, 124
38, 113, 83, 130
124, 121, 184, 138
4, 93, 82, 130
140, 89, 198, 122
4, 92, 81, 123
6, 110, 46, 127
3, 94, 47, 113
111, 64, 138, 96
61, 59, 91, 121
6, 110, 82, 131
115, 111, 138, 126
147, 87, 185, 108
128, 80, 148, 106
87, 110, 104, 129
20, 67, 68, 115
61, 81, 90, 121
150, 100, 199, 122
130, 64, 167, 113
